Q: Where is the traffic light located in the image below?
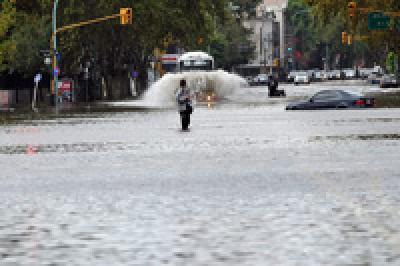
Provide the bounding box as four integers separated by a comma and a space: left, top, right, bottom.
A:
126, 8, 133, 24
342, 32, 348, 44
348, 2, 357, 18
273, 58, 280, 67
120, 8, 133, 25
348, 34, 353, 45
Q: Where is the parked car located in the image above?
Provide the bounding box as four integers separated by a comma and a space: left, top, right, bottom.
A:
314, 71, 328, 81
286, 89, 375, 110
368, 72, 383, 85
380, 74, 399, 88
359, 68, 374, 79
252, 74, 269, 86
245, 76, 253, 84
288, 71, 301, 82
307, 70, 317, 81
294, 72, 310, 85
333, 70, 343, 80
327, 70, 339, 80
343, 69, 356, 79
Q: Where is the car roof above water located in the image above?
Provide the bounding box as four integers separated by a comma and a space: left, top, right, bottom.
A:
315, 89, 363, 97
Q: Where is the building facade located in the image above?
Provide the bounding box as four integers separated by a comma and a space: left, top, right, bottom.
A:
257, 0, 288, 69
242, 11, 280, 75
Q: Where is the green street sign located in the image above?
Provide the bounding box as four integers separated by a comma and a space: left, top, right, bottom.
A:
368, 12, 390, 30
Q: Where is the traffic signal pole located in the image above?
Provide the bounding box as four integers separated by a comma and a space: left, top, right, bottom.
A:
55, 13, 123, 34
397, 47, 400, 85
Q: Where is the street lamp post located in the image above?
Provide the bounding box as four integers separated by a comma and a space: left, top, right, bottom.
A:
84, 62, 90, 102
264, 48, 267, 74
52, 0, 60, 108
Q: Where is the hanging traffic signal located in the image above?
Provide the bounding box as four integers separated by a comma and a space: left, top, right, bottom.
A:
120, 8, 133, 25
342, 32, 348, 44
348, 2, 357, 18
126, 8, 133, 24
348, 34, 353, 45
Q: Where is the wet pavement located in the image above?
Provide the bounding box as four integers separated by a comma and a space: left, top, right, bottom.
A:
1, 81, 400, 265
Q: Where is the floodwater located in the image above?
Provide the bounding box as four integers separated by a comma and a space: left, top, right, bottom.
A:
1, 81, 400, 265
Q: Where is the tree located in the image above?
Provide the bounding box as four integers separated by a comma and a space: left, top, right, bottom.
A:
0, 0, 255, 100
0, 0, 229, 99
286, 0, 320, 68
308, 0, 400, 67
0, 0, 17, 72
386, 52, 397, 74
210, 6, 255, 70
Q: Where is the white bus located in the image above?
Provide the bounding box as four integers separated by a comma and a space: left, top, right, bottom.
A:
178, 51, 214, 72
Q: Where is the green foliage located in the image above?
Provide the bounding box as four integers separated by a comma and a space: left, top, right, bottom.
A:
307, 0, 400, 66
210, 10, 255, 70
286, 0, 320, 68
386, 52, 397, 74
0, 0, 17, 72
0, 0, 254, 95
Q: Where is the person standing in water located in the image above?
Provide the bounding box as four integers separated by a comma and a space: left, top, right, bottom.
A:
176, 79, 193, 131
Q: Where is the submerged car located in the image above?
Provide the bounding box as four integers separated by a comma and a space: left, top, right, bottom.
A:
287, 71, 298, 82
343, 69, 356, 79
294, 72, 310, 85
314, 71, 328, 81
286, 90, 375, 110
252, 74, 269, 86
380, 74, 399, 88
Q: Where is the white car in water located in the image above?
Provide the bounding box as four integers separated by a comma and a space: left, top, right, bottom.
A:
343, 69, 356, 79
294, 72, 310, 85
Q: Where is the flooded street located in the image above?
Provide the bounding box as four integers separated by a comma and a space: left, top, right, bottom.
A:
1, 82, 400, 265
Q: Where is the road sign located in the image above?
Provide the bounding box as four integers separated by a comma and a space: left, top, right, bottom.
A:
53, 67, 60, 76
368, 12, 390, 30
34, 73, 42, 84
44, 57, 51, 65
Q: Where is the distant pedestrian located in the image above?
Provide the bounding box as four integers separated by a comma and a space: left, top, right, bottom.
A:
268, 75, 278, 95
268, 74, 286, 97
176, 79, 193, 131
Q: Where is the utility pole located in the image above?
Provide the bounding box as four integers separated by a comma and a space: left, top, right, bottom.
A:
396, 50, 400, 85
84, 64, 89, 102
52, 0, 59, 109
325, 44, 329, 71
264, 48, 267, 74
